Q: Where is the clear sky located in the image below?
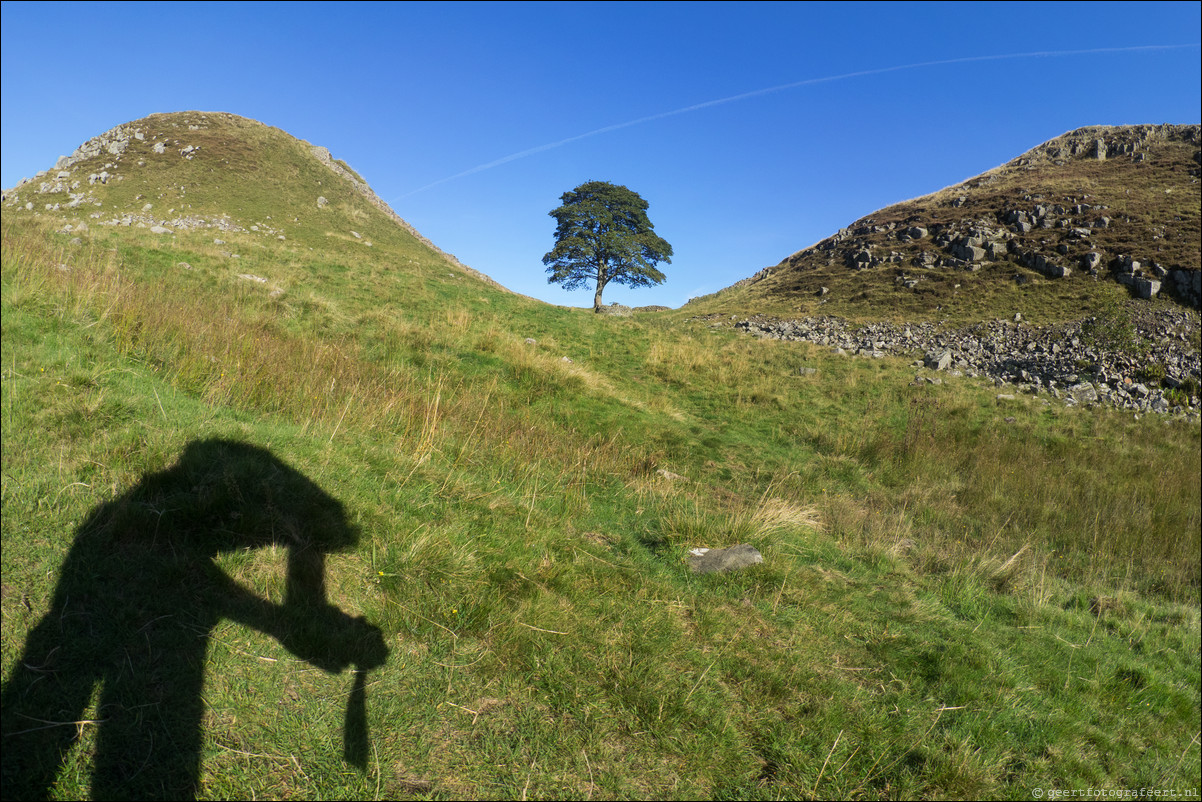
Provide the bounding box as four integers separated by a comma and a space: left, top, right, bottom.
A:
3, 1, 1199, 308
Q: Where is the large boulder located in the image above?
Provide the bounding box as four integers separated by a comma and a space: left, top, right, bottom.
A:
1134, 278, 1161, 299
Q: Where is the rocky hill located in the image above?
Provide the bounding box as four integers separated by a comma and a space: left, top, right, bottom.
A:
697, 124, 1202, 416
707, 124, 1200, 316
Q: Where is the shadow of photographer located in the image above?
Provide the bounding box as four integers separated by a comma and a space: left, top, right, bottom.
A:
2, 439, 388, 800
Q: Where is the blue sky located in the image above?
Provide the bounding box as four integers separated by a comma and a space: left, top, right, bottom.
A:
3, 1, 1199, 308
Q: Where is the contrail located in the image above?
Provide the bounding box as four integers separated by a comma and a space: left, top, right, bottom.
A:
394, 43, 1199, 200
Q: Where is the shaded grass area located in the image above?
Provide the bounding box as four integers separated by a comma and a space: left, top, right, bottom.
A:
2, 213, 1199, 799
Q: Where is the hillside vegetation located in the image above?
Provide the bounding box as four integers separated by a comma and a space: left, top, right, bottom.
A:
2, 113, 1199, 800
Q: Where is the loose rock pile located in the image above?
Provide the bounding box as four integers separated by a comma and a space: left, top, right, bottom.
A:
734, 311, 1200, 416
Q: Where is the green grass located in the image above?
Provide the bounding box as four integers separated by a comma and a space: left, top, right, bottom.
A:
3, 116, 1200, 799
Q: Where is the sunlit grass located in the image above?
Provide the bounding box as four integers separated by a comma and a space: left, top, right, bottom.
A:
3, 205, 1198, 800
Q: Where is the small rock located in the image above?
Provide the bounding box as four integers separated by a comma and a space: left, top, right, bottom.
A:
689, 544, 764, 575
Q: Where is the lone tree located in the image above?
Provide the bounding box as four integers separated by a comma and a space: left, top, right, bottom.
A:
543, 181, 673, 312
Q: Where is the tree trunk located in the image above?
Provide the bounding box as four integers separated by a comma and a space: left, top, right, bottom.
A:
592, 264, 607, 312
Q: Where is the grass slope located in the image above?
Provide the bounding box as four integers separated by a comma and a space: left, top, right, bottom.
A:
2, 114, 1200, 800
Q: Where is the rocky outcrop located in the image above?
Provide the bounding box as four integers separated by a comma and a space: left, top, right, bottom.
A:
1009, 124, 1201, 170
734, 309, 1200, 415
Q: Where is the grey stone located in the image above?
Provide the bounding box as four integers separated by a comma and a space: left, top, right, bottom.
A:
925, 350, 952, 371
1134, 278, 1161, 299
689, 544, 764, 575
1069, 382, 1098, 403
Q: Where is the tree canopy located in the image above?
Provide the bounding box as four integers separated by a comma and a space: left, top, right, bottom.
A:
542, 181, 673, 312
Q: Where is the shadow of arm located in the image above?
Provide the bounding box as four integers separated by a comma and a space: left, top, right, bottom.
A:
206, 556, 387, 672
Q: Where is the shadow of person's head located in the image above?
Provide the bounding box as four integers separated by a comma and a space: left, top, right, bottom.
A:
2, 438, 385, 800
96, 437, 360, 557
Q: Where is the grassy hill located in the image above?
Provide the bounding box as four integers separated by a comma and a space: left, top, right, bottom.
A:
2, 113, 1199, 800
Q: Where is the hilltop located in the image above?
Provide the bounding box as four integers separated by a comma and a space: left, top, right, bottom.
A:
1, 110, 510, 292
698, 124, 1201, 320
